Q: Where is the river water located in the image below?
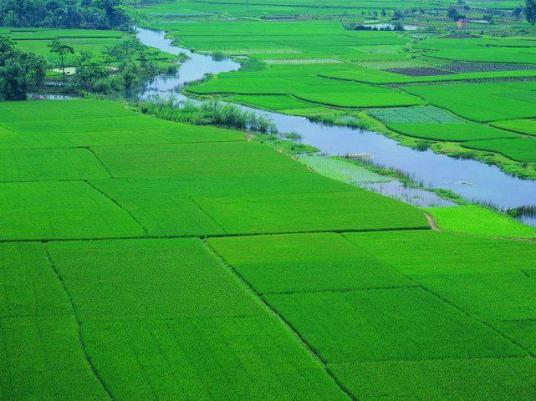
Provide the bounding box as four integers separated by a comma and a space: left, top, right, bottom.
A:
135, 28, 536, 224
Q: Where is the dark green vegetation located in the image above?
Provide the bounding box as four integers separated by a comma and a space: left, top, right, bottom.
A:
0, 35, 46, 100
1, 98, 535, 401
138, 98, 277, 132
0, 28, 177, 97
0, 0, 130, 29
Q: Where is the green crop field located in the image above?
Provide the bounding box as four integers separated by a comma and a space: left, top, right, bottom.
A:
209, 229, 536, 400
2, 97, 534, 401
387, 122, 519, 141
3, 0, 536, 399
427, 205, 536, 238
462, 137, 536, 162
404, 81, 536, 122
492, 119, 536, 137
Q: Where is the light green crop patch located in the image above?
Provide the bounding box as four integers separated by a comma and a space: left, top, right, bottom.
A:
208, 232, 412, 294
0, 148, 110, 181
344, 231, 536, 276
426, 205, 536, 238
416, 35, 536, 64
266, 287, 525, 363
0, 181, 145, 240
299, 155, 395, 184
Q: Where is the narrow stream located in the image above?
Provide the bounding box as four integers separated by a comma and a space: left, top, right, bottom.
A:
136, 28, 536, 222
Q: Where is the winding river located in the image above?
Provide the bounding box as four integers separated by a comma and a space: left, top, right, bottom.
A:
136, 28, 536, 224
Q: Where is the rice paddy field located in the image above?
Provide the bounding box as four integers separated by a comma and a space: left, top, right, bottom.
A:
1, 96, 535, 401
2, 0, 536, 400
133, 3, 536, 178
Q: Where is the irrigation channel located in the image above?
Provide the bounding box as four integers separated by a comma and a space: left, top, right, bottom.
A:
136, 28, 536, 225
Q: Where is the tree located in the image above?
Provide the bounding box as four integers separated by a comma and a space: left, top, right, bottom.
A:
48, 39, 74, 83
392, 9, 403, 20
73, 52, 107, 91
527, 0, 536, 25
447, 5, 464, 21
0, 35, 47, 100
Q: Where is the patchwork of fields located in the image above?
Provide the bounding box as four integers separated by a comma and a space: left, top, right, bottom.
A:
1, 99, 535, 401
141, 15, 536, 178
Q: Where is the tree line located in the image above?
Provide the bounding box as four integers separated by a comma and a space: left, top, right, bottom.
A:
0, 35, 46, 100
0, 0, 130, 29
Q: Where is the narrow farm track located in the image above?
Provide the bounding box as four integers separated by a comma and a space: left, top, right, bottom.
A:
1, 99, 536, 401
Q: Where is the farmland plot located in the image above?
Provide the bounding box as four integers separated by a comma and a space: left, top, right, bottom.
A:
0, 115, 244, 149
0, 243, 111, 401
462, 137, 536, 163
492, 118, 536, 137
0, 181, 145, 240
0, 148, 110, 181
208, 233, 412, 294
45, 238, 349, 401
427, 205, 536, 238
404, 82, 536, 122
211, 230, 536, 400
386, 122, 518, 142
